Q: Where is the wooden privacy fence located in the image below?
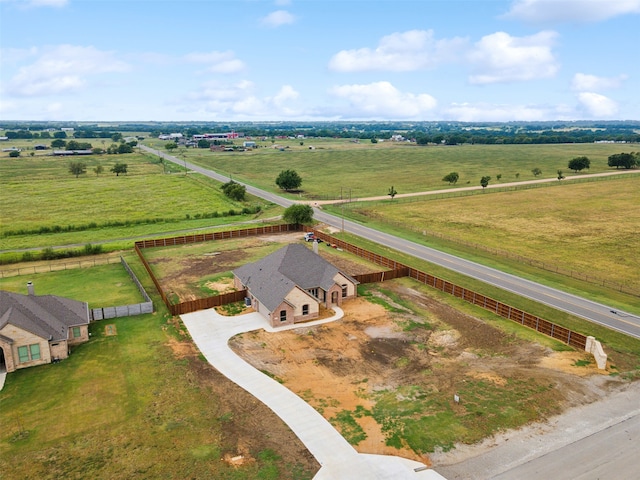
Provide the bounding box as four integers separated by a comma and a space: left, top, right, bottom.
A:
134, 224, 302, 316
308, 228, 588, 350
136, 223, 300, 249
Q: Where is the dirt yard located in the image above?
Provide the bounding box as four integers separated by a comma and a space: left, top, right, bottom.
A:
226, 281, 618, 464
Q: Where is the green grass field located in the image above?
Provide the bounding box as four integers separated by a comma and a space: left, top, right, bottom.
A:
0, 312, 314, 479
340, 176, 640, 293
146, 138, 638, 199
0, 262, 143, 308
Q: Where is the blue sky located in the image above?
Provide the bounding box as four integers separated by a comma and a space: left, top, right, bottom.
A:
1, 0, 638, 122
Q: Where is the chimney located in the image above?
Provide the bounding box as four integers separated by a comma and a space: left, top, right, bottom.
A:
27, 281, 35, 296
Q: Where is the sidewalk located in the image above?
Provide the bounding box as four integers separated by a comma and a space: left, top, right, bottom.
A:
181, 308, 446, 480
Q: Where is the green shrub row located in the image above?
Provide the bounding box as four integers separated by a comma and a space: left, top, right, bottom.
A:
7, 243, 104, 265
2, 206, 262, 237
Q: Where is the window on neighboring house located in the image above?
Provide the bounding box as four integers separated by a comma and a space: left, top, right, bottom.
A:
308, 288, 319, 298
342, 284, 348, 298
279, 310, 287, 322
30, 344, 41, 361
302, 304, 309, 316
72, 326, 81, 338
18, 343, 41, 363
18, 346, 29, 363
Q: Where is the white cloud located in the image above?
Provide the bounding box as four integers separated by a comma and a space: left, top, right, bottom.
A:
261, 10, 296, 27
503, 0, 640, 23
577, 92, 618, 117
6, 45, 130, 96
443, 102, 571, 122
184, 50, 246, 74
468, 31, 559, 84
571, 73, 628, 91
328, 81, 437, 118
328, 30, 467, 72
274, 0, 291, 5
4, 0, 69, 8
183, 81, 303, 118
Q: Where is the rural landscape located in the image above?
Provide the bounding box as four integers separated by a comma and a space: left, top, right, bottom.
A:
1, 120, 639, 479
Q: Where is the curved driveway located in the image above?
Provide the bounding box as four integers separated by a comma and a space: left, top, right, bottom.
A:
139, 145, 640, 339
180, 307, 445, 480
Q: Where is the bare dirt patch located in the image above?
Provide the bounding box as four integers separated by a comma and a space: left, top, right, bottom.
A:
229, 281, 619, 463
164, 330, 320, 477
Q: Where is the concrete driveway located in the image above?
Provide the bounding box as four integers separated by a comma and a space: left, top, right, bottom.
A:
181, 308, 446, 480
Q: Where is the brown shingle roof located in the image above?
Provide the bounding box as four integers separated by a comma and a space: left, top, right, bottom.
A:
233, 244, 357, 312
0, 291, 89, 341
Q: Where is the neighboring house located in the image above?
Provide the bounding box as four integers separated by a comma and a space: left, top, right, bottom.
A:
0, 286, 90, 373
233, 243, 358, 328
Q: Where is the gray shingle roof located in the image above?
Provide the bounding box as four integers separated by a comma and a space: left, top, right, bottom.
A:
233, 243, 356, 312
0, 291, 89, 342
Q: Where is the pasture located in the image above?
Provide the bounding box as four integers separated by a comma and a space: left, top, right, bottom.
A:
339, 176, 640, 296
147, 138, 638, 199
0, 146, 278, 255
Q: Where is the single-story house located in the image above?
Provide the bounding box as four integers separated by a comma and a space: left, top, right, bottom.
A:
233, 243, 358, 327
0, 285, 90, 373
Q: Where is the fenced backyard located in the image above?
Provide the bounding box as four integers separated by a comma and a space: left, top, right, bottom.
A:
133, 223, 589, 350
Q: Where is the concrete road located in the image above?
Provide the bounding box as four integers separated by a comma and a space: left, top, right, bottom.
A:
492, 414, 640, 480
433, 381, 640, 480
139, 145, 640, 339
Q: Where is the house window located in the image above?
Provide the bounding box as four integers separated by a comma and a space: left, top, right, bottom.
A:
18, 346, 29, 363
72, 327, 81, 338
308, 288, 319, 298
280, 310, 287, 322
302, 304, 309, 316
342, 284, 348, 298
30, 344, 41, 361
18, 344, 41, 363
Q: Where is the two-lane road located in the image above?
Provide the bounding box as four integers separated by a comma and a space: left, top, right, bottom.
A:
140, 145, 640, 339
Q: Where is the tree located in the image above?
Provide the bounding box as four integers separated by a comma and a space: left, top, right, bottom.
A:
388, 185, 397, 200
51, 138, 66, 148
608, 152, 637, 169
117, 143, 133, 154
282, 204, 314, 225
111, 132, 123, 142
9, 150, 20, 158
165, 142, 178, 152
442, 172, 459, 185
111, 163, 128, 176
568, 156, 590, 172
93, 164, 104, 176
69, 161, 87, 178
480, 176, 491, 189
221, 180, 246, 201
197, 139, 210, 149
531, 167, 542, 177
557, 169, 565, 180
275, 169, 302, 191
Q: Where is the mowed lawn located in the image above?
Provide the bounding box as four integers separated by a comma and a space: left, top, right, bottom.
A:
160, 140, 637, 199
356, 176, 640, 292
0, 313, 314, 480
0, 262, 144, 308
0, 152, 251, 235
